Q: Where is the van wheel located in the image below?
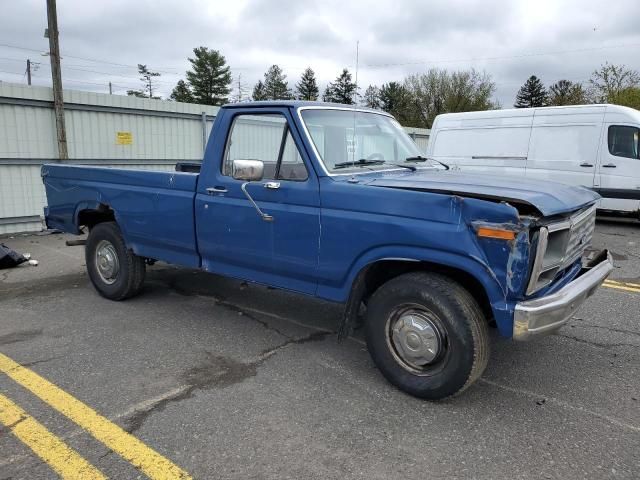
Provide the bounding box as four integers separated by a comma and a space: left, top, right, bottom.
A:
365, 272, 489, 400
85, 222, 145, 300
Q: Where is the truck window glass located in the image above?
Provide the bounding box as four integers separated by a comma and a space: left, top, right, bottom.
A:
223, 114, 308, 181
278, 130, 308, 181
608, 125, 640, 160
223, 114, 286, 179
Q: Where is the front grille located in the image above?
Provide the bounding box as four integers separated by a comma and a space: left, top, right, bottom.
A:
563, 206, 596, 267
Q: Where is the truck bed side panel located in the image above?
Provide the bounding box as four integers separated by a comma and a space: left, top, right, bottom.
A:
42, 164, 200, 268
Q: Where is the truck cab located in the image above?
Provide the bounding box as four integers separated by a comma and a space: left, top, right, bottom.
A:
42, 101, 613, 400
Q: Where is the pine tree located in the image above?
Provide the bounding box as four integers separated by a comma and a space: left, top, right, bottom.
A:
514, 75, 548, 108
252, 80, 267, 101
296, 67, 319, 101
363, 85, 381, 109
323, 69, 358, 104
379, 82, 408, 113
127, 64, 161, 99
170, 80, 194, 103
548, 80, 587, 106
184, 47, 232, 105
261, 65, 292, 100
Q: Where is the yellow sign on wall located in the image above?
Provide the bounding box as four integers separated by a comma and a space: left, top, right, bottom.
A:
116, 131, 133, 145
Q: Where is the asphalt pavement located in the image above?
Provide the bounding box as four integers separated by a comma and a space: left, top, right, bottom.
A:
0, 217, 638, 479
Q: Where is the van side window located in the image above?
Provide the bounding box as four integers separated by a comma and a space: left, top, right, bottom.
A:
608, 126, 639, 160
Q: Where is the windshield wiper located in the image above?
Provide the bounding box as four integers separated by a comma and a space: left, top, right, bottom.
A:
405, 155, 450, 170
334, 159, 385, 169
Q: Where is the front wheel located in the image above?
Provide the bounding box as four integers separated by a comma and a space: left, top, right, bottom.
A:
85, 222, 146, 300
365, 272, 489, 400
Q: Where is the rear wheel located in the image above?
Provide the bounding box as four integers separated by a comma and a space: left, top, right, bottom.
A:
365, 272, 489, 400
85, 222, 145, 300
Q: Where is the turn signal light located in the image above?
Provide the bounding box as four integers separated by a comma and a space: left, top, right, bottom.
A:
476, 227, 516, 241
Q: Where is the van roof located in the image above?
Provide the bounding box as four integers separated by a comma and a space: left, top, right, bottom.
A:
434, 104, 640, 123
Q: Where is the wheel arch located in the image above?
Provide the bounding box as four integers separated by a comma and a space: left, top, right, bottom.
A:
338, 250, 508, 339
75, 202, 117, 230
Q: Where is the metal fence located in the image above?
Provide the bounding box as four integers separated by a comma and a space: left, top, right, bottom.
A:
0, 82, 430, 234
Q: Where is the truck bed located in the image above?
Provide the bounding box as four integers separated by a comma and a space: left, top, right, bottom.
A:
42, 164, 201, 267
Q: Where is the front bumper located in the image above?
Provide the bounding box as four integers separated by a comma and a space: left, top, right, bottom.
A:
513, 250, 613, 341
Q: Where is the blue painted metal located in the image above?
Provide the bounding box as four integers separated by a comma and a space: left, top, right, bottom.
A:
41, 101, 600, 339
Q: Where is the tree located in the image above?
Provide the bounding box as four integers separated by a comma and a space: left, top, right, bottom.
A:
252, 80, 267, 101
609, 87, 640, 110
170, 79, 194, 103
230, 74, 249, 103
589, 63, 640, 103
323, 68, 358, 104
363, 85, 381, 109
403, 68, 498, 127
379, 82, 411, 122
295, 67, 319, 101
548, 80, 587, 106
183, 47, 232, 105
127, 64, 161, 99
260, 65, 292, 100
514, 75, 548, 108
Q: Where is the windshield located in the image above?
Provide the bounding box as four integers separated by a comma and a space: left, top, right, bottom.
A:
300, 109, 425, 174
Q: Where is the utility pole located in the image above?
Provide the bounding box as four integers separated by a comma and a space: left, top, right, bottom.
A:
109, 81, 112, 95
46, 0, 68, 160
237, 74, 242, 102
26, 59, 32, 85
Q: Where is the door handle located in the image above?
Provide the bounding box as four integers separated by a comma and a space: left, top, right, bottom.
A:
602, 163, 617, 168
579, 163, 594, 168
206, 186, 228, 194
263, 181, 281, 190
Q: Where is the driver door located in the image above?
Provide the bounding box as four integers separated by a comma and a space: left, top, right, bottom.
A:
195, 109, 321, 294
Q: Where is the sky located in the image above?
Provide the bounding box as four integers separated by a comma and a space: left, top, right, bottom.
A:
1, 0, 639, 107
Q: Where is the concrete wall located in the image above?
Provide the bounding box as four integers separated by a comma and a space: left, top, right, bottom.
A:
0, 82, 429, 234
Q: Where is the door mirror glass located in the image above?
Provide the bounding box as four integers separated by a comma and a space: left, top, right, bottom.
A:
232, 159, 264, 181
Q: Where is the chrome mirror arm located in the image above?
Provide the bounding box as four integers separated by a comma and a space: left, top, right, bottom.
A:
241, 182, 273, 222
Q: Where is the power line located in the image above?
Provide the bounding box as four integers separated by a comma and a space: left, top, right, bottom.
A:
362, 43, 640, 68
0, 42, 184, 74
4, 40, 638, 79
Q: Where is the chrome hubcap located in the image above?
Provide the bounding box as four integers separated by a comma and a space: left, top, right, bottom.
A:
390, 309, 444, 369
95, 240, 119, 285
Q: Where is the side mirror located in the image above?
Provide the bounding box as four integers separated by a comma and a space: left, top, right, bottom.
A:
231, 159, 273, 222
232, 159, 264, 182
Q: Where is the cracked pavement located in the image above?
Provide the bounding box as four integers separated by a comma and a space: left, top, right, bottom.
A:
0, 219, 639, 479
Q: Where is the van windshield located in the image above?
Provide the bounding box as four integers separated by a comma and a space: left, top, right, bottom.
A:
300, 109, 424, 174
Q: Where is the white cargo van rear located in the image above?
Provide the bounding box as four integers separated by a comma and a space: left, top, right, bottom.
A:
426, 104, 640, 216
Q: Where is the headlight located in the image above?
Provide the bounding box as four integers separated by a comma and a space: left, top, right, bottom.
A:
526, 226, 570, 294
525, 206, 596, 296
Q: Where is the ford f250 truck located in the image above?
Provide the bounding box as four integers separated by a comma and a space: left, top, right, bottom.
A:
42, 101, 613, 400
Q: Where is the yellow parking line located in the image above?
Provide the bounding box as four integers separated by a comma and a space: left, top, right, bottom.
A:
0, 352, 192, 480
603, 282, 640, 294
604, 279, 640, 289
0, 393, 106, 479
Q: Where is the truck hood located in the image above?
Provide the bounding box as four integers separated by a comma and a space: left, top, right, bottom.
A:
346, 169, 600, 217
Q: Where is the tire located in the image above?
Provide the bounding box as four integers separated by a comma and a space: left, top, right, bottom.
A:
85, 221, 146, 300
365, 272, 489, 400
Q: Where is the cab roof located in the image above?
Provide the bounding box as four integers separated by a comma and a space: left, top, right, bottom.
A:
221, 100, 387, 115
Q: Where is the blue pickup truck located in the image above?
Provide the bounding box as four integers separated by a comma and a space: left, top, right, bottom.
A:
42, 101, 613, 399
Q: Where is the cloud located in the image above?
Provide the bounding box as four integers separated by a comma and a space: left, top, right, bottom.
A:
1, 0, 638, 106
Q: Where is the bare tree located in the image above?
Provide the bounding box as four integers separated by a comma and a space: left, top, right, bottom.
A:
548, 80, 587, 106
589, 63, 640, 103
403, 68, 498, 128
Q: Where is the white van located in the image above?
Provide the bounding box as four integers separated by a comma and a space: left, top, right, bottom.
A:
427, 104, 640, 216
